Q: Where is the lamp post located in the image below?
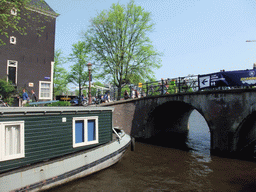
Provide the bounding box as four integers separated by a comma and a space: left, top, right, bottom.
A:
87, 63, 92, 104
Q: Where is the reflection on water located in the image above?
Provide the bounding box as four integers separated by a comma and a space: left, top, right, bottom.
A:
49, 110, 256, 192
187, 110, 211, 162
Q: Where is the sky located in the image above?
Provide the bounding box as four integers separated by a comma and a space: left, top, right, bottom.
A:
45, 0, 256, 81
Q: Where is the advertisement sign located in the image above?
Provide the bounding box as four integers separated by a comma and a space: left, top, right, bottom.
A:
198, 69, 256, 90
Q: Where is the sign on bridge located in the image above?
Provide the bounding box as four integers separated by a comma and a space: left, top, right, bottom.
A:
198, 69, 256, 90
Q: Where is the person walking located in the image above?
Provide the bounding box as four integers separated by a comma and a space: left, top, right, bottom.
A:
124, 90, 129, 100
103, 92, 108, 103
131, 88, 135, 99
22, 89, 29, 107
135, 89, 138, 98
158, 78, 167, 95
31, 89, 38, 102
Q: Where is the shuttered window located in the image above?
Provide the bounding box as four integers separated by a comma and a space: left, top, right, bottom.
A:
0, 121, 25, 161
73, 117, 98, 148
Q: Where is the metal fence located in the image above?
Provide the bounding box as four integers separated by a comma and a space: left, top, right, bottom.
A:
102, 75, 199, 101
102, 74, 256, 102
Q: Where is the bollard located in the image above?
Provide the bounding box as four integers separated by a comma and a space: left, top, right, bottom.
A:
131, 137, 135, 151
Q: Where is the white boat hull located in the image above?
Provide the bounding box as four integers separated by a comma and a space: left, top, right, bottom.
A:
0, 131, 131, 192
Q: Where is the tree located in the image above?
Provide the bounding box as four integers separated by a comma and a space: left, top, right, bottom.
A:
53, 49, 68, 99
0, 0, 55, 46
92, 81, 105, 97
84, 0, 162, 99
68, 41, 90, 105
0, 78, 15, 105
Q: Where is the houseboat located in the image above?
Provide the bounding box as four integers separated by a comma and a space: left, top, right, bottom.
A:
0, 107, 131, 192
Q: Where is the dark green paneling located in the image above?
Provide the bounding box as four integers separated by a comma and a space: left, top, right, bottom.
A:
0, 111, 113, 173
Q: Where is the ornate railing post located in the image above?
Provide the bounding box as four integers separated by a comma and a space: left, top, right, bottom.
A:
146, 82, 149, 96
161, 79, 164, 95
178, 77, 181, 93
129, 85, 132, 99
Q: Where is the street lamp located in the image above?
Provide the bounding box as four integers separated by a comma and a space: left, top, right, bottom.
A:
87, 63, 92, 104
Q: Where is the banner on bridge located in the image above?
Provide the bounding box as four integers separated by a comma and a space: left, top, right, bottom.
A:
198, 69, 256, 90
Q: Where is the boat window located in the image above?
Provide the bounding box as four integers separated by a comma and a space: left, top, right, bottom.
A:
75, 120, 85, 144
72, 116, 99, 148
88, 120, 96, 141
0, 121, 25, 161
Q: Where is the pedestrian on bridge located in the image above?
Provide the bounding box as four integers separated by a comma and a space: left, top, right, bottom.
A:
158, 78, 167, 95
124, 90, 129, 100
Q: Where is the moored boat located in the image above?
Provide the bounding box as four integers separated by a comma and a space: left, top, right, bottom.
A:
0, 107, 131, 192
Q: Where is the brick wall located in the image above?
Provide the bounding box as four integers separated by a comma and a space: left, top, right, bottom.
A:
103, 100, 136, 135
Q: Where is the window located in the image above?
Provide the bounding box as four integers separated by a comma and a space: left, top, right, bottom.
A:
10, 8, 17, 16
73, 117, 99, 148
7, 60, 18, 85
39, 81, 51, 100
0, 121, 25, 161
10, 36, 16, 44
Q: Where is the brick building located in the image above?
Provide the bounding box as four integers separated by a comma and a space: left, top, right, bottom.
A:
0, 0, 58, 104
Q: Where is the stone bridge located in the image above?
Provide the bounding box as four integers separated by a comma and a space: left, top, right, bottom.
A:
103, 88, 256, 157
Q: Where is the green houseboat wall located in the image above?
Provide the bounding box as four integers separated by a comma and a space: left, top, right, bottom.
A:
0, 107, 114, 173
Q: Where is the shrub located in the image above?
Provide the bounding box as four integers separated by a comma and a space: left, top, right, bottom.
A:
46, 101, 71, 107
0, 78, 15, 105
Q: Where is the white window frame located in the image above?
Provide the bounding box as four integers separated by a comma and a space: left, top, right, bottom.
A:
0, 121, 25, 162
39, 81, 52, 100
72, 116, 99, 148
10, 8, 17, 16
7, 60, 18, 85
10, 36, 16, 44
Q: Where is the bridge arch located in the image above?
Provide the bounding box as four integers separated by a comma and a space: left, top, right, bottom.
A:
146, 101, 193, 135
144, 100, 212, 149
233, 111, 256, 158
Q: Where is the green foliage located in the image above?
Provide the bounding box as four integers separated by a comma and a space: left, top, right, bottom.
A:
167, 84, 178, 94
46, 101, 71, 107
91, 81, 105, 96
0, 78, 15, 104
53, 49, 68, 98
68, 41, 91, 105
68, 41, 90, 86
84, 0, 162, 99
167, 80, 178, 94
0, 0, 56, 46
120, 85, 131, 98
82, 89, 87, 96
74, 81, 105, 97
24, 103, 30, 107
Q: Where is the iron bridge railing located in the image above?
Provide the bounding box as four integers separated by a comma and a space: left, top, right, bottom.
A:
102, 74, 256, 101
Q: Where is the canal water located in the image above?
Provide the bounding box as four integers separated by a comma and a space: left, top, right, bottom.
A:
49, 110, 256, 192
